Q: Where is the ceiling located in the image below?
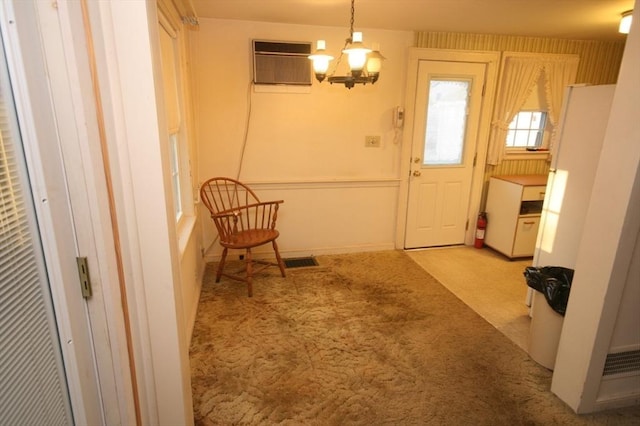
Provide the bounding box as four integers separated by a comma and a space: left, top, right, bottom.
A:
191, 0, 634, 42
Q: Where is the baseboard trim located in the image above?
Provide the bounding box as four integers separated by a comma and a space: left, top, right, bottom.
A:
240, 178, 401, 191
186, 262, 206, 348
593, 391, 640, 413
202, 243, 397, 263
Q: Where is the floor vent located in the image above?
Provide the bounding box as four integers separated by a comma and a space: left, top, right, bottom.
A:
603, 350, 640, 376
284, 257, 318, 268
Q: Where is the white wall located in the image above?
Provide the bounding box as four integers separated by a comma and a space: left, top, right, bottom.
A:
180, 221, 204, 346
87, 2, 194, 424
597, 228, 640, 405
551, 4, 640, 413
192, 18, 413, 258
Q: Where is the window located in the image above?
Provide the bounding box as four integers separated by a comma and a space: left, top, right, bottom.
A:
504, 74, 550, 153
158, 14, 193, 227
424, 79, 471, 165
506, 111, 547, 148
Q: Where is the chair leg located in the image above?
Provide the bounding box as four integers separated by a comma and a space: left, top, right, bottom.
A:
216, 248, 228, 283
245, 248, 253, 297
272, 240, 286, 278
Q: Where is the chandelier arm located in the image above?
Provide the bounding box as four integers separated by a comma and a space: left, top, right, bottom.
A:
327, 38, 351, 78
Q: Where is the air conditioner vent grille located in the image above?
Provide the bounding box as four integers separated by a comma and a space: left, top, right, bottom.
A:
603, 350, 640, 376
252, 40, 312, 86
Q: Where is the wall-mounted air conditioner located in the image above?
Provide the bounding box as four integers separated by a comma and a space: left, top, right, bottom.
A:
252, 40, 312, 86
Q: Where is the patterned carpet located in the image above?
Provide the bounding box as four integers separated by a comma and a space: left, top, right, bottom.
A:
190, 250, 640, 425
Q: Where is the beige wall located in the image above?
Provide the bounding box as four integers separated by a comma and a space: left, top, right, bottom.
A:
193, 18, 413, 258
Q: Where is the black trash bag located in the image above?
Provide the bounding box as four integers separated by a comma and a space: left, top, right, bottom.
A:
524, 266, 574, 316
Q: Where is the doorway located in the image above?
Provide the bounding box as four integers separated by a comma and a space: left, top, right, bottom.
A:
0, 1, 131, 423
396, 49, 500, 250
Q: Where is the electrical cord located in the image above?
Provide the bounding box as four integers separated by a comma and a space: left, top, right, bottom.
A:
204, 81, 254, 256
236, 79, 254, 180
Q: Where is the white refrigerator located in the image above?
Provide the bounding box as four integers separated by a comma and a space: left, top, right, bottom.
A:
527, 84, 615, 369
533, 84, 615, 270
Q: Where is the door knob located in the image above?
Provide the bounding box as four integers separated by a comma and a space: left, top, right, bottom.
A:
412, 170, 422, 177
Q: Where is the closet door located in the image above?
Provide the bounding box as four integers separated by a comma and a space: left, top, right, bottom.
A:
0, 32, 73, 426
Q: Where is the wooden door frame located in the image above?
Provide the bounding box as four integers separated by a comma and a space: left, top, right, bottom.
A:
395, 48, 500, 249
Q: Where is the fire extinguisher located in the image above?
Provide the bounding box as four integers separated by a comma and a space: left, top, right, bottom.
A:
475, 212, 487, 249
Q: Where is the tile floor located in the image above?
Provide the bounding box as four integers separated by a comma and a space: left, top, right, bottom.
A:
407, 245, 535, 352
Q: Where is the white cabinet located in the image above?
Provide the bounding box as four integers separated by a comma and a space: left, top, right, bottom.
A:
484, 175, 548, 258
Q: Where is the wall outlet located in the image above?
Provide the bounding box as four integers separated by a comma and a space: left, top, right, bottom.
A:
365, 135, 381, 147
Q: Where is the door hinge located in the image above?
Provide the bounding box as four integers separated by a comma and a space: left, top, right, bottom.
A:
465, 219, 469, 230
482, 83, 486, 96
76, 257, 92, 299
473, 152, 477, 167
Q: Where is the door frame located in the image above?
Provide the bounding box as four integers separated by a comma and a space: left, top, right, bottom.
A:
396, 48, 500, 249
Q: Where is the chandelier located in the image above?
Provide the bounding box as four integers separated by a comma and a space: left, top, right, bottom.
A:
308, 0, 385, 89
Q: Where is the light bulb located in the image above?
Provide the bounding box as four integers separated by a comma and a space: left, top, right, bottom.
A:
308, 40, 334, 82
343, 31, 371, 76
348, 51, 367, 71
366, 43, 385, 74
619, 10, 633, 34
312, 57, 331, 74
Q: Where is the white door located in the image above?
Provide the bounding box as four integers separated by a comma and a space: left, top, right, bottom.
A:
0, 30, 74, 425
405, 61, 486, 248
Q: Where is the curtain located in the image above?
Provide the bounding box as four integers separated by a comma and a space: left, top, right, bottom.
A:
486, 54, 579, 165
543, 56, 580, 147
487, 57, 544, 165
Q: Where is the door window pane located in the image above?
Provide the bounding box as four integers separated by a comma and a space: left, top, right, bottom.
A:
423, 80, 470, 165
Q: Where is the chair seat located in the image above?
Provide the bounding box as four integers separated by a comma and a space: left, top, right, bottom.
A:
221, 229, 280, 249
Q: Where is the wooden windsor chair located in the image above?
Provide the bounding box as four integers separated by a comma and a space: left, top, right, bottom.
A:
199, 177, 286, 296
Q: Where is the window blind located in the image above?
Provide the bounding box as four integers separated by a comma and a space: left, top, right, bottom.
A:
0, 33, 73, 426
159, 23, 180, 133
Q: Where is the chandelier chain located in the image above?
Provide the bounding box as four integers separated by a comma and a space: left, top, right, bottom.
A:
330, 0, 356, 77
350, 0, 355, 37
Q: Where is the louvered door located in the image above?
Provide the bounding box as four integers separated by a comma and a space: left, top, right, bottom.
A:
0, 32, 73, 426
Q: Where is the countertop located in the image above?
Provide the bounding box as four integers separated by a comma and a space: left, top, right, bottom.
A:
492, 174, 548, 187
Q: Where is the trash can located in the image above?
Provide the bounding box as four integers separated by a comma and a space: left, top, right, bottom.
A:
524, 266, 574, 370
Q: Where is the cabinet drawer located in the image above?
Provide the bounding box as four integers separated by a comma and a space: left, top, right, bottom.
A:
512, 216, 541, 257
522, 185, 546, 201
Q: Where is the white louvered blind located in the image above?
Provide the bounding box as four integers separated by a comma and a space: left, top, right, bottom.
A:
0, 33, 73, 425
